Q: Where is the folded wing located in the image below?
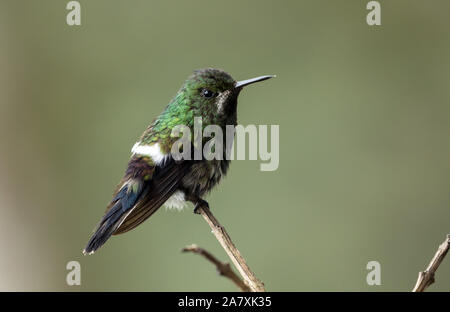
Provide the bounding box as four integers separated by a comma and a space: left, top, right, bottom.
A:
83, 154, 191, 254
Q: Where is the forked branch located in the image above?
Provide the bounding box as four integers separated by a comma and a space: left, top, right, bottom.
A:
194, 205, 266, 292
182, 244, 251, 292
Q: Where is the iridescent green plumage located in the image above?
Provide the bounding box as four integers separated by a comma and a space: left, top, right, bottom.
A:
140, 69, 237, 150
84, 68, 274, 254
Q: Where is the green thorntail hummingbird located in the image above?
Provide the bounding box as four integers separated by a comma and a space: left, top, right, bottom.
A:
83, 68, 274, 254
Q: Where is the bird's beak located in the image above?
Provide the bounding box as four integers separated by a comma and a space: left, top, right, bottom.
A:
235, 75, 275, 88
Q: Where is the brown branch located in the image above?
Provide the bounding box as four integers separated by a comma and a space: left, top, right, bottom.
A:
196, 205, 266, 292
413, 234, 450, 292
182, 244, 251, 292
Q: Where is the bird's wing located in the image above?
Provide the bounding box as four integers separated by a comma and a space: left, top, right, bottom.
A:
83, 153, 191, 254
113, 156, 191, 234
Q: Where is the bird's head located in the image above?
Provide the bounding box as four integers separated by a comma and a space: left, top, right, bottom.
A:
178, 68, 274, 125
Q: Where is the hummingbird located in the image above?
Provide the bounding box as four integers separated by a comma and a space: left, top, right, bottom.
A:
83, 68, 274, 254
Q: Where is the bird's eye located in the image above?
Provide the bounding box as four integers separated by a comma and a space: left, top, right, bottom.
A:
201, 89, 215, 98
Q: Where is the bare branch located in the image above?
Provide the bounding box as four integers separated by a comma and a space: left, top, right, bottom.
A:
182, 244, 251, 292
196, 205, 266, 292
413, 234, 450, 292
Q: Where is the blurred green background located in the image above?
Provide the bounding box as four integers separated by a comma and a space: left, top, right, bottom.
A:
1, 0, 449, 291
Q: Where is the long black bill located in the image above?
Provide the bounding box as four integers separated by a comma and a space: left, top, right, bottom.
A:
235, 75, 275, 88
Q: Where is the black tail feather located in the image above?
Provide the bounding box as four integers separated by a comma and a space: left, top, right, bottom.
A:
83, 184, 144, 254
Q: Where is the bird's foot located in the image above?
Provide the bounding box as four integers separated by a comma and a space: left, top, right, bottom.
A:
193, 199, 209, 214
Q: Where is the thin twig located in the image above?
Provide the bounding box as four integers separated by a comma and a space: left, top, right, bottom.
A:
413, 234, 450, 292
196, 205, 266, 292
182, 244, 251, 292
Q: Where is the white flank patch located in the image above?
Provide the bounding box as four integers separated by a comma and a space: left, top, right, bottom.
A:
163, 190, 187, 211
131, 142, 166, 165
